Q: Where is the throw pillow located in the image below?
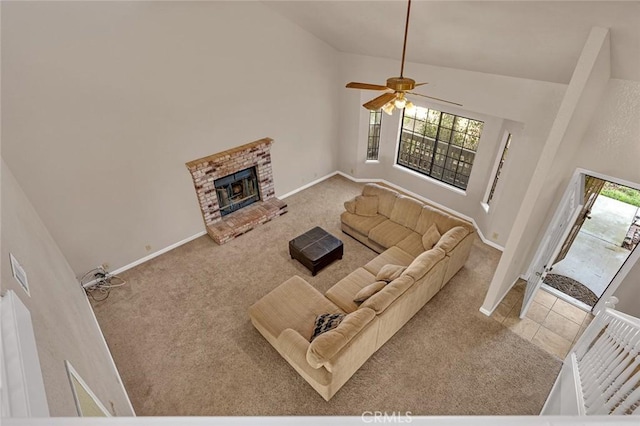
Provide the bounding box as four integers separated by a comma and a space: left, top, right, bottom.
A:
354, 195, 379, 217
310, 313, 346, 342
353, 281, 388, 303
422, 223, 441, 250
376, 264, 407, 282
344, 198, 356, 214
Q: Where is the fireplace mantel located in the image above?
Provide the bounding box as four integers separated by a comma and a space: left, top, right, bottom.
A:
186, 137, 287, 244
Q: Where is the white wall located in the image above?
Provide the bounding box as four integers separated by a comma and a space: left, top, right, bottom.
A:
337, 53, 567, 246
614, 258, 640, 318
1, 160, 134, 416
481, 28, 612, 313
570, 79, 640, 183
574, 79, 640, 316
512, 78, 640, 312
1, 1, 340, 275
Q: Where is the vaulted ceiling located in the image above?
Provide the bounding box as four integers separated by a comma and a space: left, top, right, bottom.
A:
264, 1, 640, 84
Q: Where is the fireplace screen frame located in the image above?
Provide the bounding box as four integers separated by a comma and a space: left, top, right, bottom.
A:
214, 166, 261, 217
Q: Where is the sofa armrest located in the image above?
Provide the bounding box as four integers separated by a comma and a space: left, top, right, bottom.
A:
277, 329, 332, 385
402, 247, 446, 281
344, 197, 357, 214
435, 226, 470, 253
441, 231, 475, 285
306, 308, 376, 368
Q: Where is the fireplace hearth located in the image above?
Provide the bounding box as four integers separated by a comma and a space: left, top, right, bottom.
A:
186, 137, 287, 244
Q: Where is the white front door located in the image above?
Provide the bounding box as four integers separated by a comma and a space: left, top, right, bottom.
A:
520, 172, 585, 318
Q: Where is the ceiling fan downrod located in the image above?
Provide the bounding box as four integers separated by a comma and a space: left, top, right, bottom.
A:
399, 0, 412, 79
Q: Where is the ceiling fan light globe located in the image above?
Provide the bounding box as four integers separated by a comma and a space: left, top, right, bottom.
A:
394, 97, 407, 109
405, 101, 415, 113
382, 103, 395, 115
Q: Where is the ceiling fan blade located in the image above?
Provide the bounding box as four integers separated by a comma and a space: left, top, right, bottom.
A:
363, 93, 397, 110
414, 82, 428, 87
407, 92, 463, 107
346, 82, 390, 91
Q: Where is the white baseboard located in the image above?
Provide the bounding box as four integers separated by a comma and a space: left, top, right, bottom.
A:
334, 170, 385, 184
278, 171, 339, 199
476, 236, 505, 252
479, 307, 493, 317
336, 171, 505, 252
110, 170, 504, 278
481, 277, 521, 316
111, 231, 207, 276
108, 173, 340, 277
83, 292, 136, 415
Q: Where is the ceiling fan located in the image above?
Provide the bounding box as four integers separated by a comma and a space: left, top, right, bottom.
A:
346, 0, 461, 114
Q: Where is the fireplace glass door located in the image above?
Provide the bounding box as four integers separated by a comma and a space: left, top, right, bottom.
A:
214, 167, 260, 216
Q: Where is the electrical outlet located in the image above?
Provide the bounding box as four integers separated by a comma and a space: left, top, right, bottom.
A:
101, 263, 109, 271
145, 244, 152, 252
492, 232, 499, 240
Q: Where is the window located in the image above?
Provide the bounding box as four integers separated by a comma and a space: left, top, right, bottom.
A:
397, 106, 484, 190
367, 110, 382, 160
486, 133, 512, 205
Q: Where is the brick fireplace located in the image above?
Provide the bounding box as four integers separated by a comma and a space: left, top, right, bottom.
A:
186, 137, 287, 244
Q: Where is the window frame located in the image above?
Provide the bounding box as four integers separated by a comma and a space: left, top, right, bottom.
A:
366, 109, 382, 161
395, 106, 484, 191
482, 131, 512, 212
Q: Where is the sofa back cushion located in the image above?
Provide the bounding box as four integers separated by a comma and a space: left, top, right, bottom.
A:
306, 308, 376, 368
435, 226, 471, 253
415, 205, 474, 235
390, 195, 424, 230
402, 247, 446, 281
359, 275, 414, 314
362, 184, 399, 218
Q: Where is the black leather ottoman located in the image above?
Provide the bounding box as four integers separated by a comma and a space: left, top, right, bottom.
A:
289, 227, 344, 276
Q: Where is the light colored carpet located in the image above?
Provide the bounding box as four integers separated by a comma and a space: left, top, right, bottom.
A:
91, 175, 561, 416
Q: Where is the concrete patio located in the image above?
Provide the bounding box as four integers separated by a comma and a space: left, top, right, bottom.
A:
551, 195, 638, 298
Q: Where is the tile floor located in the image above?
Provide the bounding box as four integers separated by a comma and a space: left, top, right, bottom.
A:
491, 280, 594, 359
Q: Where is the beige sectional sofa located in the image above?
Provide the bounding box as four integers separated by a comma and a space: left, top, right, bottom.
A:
341, 183, 476, 284
249, 183, 475, 401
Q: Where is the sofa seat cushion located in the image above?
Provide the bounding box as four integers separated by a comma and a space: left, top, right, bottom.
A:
390, 195, 424, 230
402, 247, 446, 281
363, 246, 415, 276
395, 231, 424, 257
249, 275, 343, 341
435, 226, 471, 253
362, 183, 399, 217
306, 308, 376, 368
369, 220, 413, 248
360, 275, 415, 314
340, 211, 387, 236
325, 267, 377, 313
